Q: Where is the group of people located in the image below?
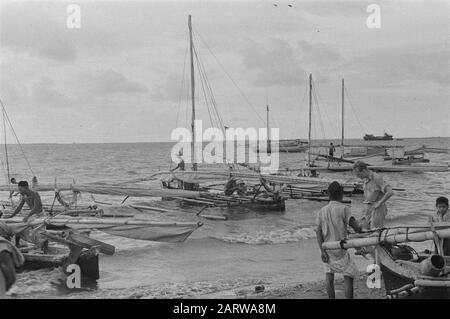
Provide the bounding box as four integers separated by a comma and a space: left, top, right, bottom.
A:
315, 160, 449, 299
0, 179, 44, 298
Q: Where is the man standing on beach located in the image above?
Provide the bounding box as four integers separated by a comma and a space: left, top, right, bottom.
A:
352, 161, 394, 230
329, 143, 335, 157
316, 181, 362, 299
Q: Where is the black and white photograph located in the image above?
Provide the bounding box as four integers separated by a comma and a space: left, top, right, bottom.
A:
0, 0, 449, 307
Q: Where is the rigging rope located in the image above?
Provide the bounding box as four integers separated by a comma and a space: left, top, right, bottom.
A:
313, 80, 339, 136
3, 109, 11, 183
344, 86, 366, 135
169, 34, 190, 170
0, 98, 34, 176
193, 33, 228, 134
311, 80, 326, 140
175, 34, 190, 129
194, 30, 267, 126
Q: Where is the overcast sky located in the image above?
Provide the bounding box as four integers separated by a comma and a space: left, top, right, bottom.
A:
0, 0, 448, 143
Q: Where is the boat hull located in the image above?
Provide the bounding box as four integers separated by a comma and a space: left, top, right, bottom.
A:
21, 248, 99, 280
377, 245, 450, 299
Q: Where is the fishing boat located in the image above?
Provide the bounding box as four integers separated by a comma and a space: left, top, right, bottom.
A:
158, 15, 286, 211
305, 164, 449, 173
322, 223, 450, 299
377, 243, 449, 299
19, 231, 101, 281
278, 139, 308, 153
363, 133, 394, 141
392, 155, 430, 165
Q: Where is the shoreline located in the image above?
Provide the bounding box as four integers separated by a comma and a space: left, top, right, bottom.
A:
9, 271, 386, 299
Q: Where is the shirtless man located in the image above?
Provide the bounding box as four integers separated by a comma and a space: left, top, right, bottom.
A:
8, 181, 47, 250
9, 181, 43, 222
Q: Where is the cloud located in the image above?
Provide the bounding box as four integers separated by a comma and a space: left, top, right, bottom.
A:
29, 76, 73, 108
0, 3, 77, 61
297, 40, 341, 64
152, 73, 189, 103
345, 49, 450, 87
240, 37, 341, 87
0, 2, 117, 62
299, 1, 370, 17
241, 38, 306, 87
82, 69, 148, 95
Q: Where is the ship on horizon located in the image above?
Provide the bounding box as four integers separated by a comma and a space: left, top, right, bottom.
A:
363, 132, 394, 141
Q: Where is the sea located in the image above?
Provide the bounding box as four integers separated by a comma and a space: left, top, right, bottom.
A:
3, 137, 450, 298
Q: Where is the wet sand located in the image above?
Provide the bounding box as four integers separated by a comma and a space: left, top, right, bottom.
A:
236, 273, 386, 299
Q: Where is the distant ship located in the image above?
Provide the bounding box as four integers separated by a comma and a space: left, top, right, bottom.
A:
363, 132, 393, 141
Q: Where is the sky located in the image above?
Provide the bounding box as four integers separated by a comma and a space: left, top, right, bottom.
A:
0, 0, 448, 143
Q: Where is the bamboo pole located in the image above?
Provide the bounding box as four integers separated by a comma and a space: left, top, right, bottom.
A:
414, 280, 450, 288
322, 227, 450, 250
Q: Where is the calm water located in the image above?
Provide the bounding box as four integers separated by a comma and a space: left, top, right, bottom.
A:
4, 137, 450, 298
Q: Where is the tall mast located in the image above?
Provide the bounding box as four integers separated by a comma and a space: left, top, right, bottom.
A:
308, 73, 312, 166
266, 103, 271, 153
188, 15, 197, 171
341, 78, 344, 157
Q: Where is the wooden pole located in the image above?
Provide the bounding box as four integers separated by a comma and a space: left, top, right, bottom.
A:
266, 103, 271, 153
322, 227, 450, 250
308, 73, 312, 166
188, 15, 197, 171
341, 78, 344, 157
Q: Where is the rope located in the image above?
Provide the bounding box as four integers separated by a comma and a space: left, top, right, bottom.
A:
3, 110, 11, 183
175, 34, 190, 129
344, 86, 366, 135
311, 79, 326, 140
194, 30, 266, 126
0, 98, 34, 176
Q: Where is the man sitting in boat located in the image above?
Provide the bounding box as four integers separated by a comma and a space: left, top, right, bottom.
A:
259, 176, 286, 201
165, 152, 185, 189
433, 196, 450, 256
224, 178, 247, 196
315, 181, 362, 299
352, 161, 393, 230
0, 222, 24, 298
170, 151, 185, 172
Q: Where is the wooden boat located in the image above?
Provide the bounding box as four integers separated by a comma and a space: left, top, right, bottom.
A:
20, 245, 100, 280
392, 156, 430, 165
158, 16, 285, 212
278, 139, 308, 153
364, 133, 393, 141
377, 244, 450, 299
17, 231, 103, 281
322, 223, 450, 299
4, 215, 202, 243
345, 146, 386, 158
304, 164, 449, 173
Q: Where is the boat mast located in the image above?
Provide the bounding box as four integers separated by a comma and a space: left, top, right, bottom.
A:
188, 15, 197, 171
266, 103, 271, 153
308, 73, 312, 166
341, 78, 344, 157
